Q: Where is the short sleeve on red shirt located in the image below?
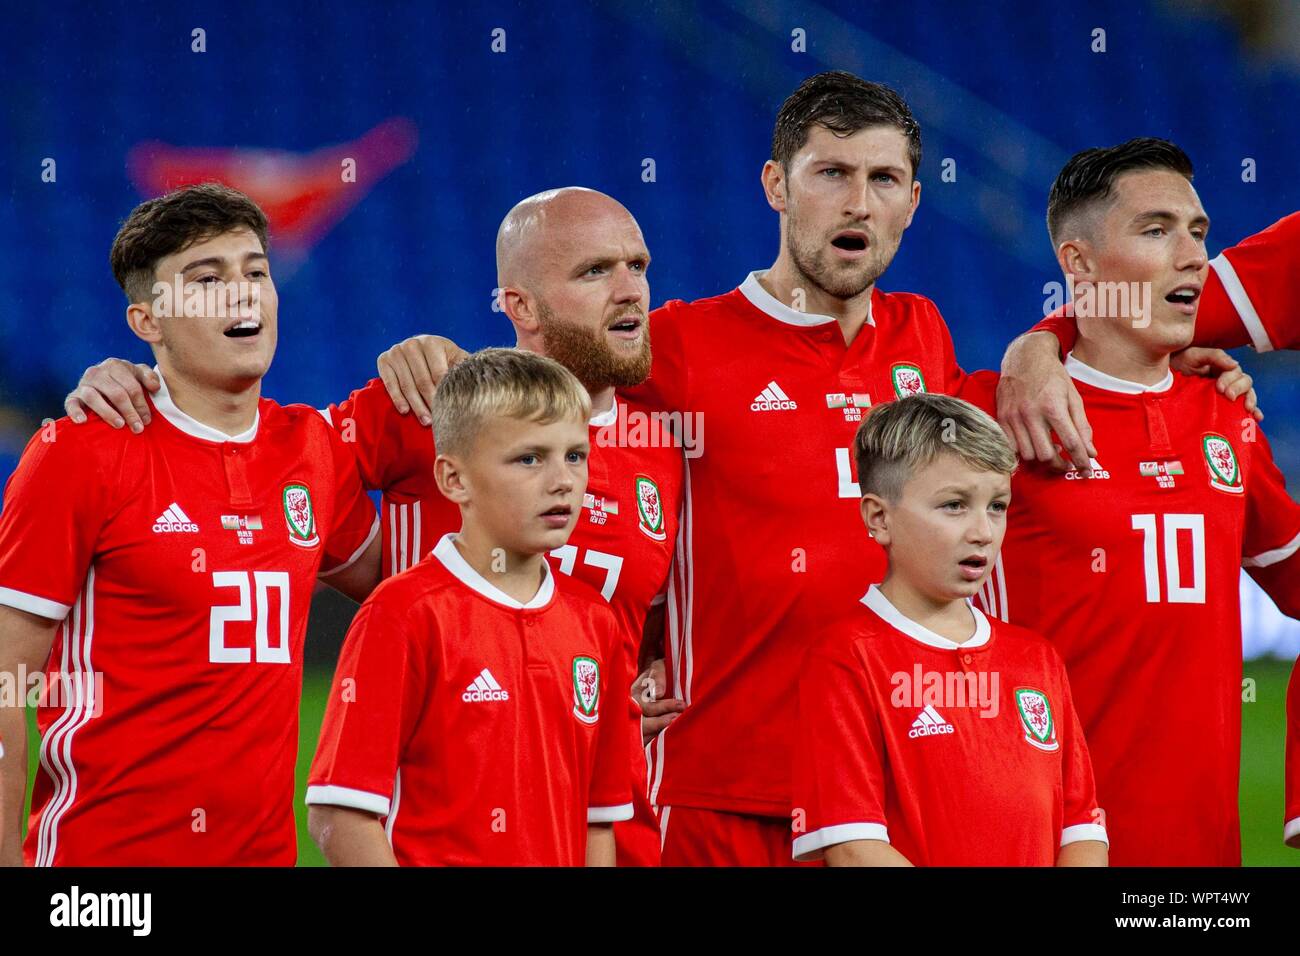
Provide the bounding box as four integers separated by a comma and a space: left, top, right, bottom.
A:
323, 377, 432, 491
306, 593, 423, 816
1240, 428, 1300, 618
317, 422, 380, 576
0, 420, 117, 619
1202, 212, 1300, 352
792, 630, 890, 861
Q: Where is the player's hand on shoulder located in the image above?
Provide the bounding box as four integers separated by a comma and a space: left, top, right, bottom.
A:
1171, 346, 1262, 421
997, 332, 1097, 473
376, 334, 470, 426
64, 359, 159, 433
635, 657, 685, 746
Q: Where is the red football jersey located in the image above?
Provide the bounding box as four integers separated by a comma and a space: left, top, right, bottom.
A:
0, 372, 379, 866
305, 533, 632, 865
793, 586, 1105, 865
323, 378, 681, 863
962, 358, 1300, 864
1030, 212, 1300, 354
626, 271, 967, 816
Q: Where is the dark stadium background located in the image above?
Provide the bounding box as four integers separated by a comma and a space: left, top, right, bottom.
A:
1, 0, 1296, 864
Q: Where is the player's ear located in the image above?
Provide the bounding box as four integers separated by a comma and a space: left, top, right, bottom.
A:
860, 493, 890, 545
903, 177, 921, 228
761, 160, 787, 213
125, 300, 163, 346
1058, 237, 1096, 284
501, 287, 539, 336
435, 454, 471, 504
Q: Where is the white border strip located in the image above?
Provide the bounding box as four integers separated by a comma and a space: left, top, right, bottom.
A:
318, 515, 380, 578
1061, 822, 1110, 847
304, 784, 392, 817
1243, 529, 1300, 569
588, 802, 635, 823
1210, 254, 1274, 353
0, 586, 70, 621
792, 821, 889, 861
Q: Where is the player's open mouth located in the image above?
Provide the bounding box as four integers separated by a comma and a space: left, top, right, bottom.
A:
1164, 285, 1201, 315
540, 505, 572, 528
606, 316, 643, 340
830, 231, 870, 259
223, 319, 262, 338
958, 555, 988, 581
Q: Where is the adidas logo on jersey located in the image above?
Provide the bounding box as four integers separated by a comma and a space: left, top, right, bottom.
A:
462, 668, 510, 703
908, 704, 955, 738
1062, 455, 1110, 480
750, 381, 798, 411
152, 503, 199, 533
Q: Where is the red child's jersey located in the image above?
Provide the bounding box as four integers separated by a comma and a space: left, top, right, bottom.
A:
324, 377, 681, 863
1031, 212, 1300, 353
793, 586, 1106, 865
0, 373, 379, 866
626, 271, 967, 817
305, 534, 632, 865
962, 359, 1300, 864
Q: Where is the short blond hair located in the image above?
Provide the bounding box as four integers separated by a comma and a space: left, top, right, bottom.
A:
430, 347, 591, 456
854, 394, 1016, 501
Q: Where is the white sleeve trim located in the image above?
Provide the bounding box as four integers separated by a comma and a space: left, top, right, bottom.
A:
1061, 822, 1110, 848
0, 586, 70, 621
304, 784, 391, 816
1210, 253, 1274, 353
1244, 529, 1300, 568
318, 514, 380, 578
792, 822, 889, 861
588, 802, 635, 823
317, 407, 333, 426
1284, 816, 1300, 848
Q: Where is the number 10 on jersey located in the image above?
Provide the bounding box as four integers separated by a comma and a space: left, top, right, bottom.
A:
1130, 513, 1206, 604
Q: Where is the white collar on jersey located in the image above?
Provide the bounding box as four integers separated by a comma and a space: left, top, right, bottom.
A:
151, 366, 260, 443
1065, 353, 1173, 395
588, 397, 618, 428
861, 584, 991, 650
739, 270, 874, 329
431, 533, 555, 610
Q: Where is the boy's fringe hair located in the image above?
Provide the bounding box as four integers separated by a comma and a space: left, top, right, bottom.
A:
854, 394, 1016, 501
430, 347, 591, 455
